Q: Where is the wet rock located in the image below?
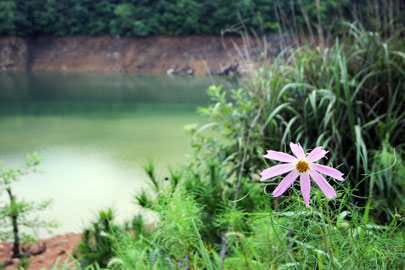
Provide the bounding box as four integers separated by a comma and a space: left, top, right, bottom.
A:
112, 51, 120, 59
166, 64, 194, 75
166, 66, 176, 75
214, 61, 239, 76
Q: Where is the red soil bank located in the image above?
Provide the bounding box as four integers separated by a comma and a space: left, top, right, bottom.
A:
0, 35, 244, 75
0, 233, 81, 270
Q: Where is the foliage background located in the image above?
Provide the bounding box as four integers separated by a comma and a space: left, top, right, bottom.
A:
0, 0, 403, 37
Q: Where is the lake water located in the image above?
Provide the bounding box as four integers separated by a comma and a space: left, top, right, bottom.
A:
0, 72, 237, 236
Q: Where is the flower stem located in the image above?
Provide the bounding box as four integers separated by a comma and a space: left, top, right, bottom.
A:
316, 193, 336, 269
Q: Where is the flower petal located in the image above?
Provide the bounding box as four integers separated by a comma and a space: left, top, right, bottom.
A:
309, 170, 336, 199
290, 142, 306, 159
312, 164, 344, 181
307, 147, 328, 162
272, 170, 300, 197
260, 164, 294, 181
300, 173, 311, 207
263, 150, 296, 163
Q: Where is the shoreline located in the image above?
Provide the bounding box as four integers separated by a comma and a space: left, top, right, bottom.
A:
0, 35, 242, 75
0, 35, 290, 75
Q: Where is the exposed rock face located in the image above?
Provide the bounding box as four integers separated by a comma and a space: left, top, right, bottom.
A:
0, 34, 292, 75
0, 36, 245, 75
0, 37, 28, 71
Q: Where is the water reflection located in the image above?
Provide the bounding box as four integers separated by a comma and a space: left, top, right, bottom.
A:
0, 72, 238, 114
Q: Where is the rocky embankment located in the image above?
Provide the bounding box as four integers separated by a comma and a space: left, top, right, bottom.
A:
0, 233, 81, 270
0, 35, 291, 75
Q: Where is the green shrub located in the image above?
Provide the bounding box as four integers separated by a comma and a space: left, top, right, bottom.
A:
1, 1, 403, 36
0, 153, 57, 259
196, 23, 405, 220
76, 208, 119, 268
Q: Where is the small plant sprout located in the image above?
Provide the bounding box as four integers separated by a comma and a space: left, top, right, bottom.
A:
260, 142, 344, 207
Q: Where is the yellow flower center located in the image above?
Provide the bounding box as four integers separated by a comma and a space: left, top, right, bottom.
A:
296, 161, 310, 173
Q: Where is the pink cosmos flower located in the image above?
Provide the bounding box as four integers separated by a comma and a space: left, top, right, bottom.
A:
260, 142, 344, 207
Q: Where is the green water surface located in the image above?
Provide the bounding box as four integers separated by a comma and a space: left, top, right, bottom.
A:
0, 72, 237, 235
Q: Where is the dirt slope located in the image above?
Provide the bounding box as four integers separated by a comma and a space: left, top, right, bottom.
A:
0, 35, 246, 75
0, 35, 291, 75
0, 233, 81, 270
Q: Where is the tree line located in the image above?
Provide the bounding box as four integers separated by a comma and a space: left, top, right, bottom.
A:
0, 0, 402, 37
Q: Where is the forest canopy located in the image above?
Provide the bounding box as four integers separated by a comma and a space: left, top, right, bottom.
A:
0, 0, 401, 37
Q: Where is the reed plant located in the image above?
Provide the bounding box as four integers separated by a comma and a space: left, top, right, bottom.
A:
204, 23, 405, 220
